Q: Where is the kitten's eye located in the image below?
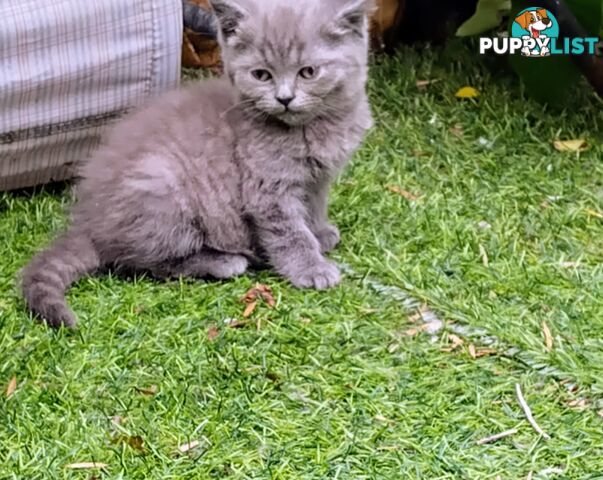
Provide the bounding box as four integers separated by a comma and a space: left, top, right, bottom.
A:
251, 69, 272, 82
299, 66, 317, 79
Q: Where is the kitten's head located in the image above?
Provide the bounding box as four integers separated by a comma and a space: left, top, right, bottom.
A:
210, 0, 372, 126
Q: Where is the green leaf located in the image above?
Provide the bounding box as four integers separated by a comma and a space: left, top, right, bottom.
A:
457, 0, 512, 36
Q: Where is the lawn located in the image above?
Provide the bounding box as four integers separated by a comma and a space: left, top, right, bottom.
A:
1, 40, 602, 479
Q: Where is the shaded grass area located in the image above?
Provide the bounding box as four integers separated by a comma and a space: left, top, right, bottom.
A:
1, 41, 602, 478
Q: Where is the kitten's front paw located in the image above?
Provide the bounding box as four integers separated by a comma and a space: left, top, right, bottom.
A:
290, 260, 341, 290
315, 224, 340, 253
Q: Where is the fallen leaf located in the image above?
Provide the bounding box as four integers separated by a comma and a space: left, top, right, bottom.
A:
300, 317, 312, 324
585, 208, 603, 219
136, 385, 158, 396
449, 124, 464, 138
112, 435, 146, 453
240, 284, 276, 308
468, 344, 477, 359
553, 139, 588, 152
178, 440, 200, 453
540, 200, 550, 209
542, 321, 553, 351
597, 410, 603, 418
6, 376, 16, 398
207, 326, 219, 342
225, 319, 247, 329
243, 301, 257, 318
567, 398, 588, 410
416, 78, 440, 88
455, 86, 480, 99
386, 185, 422, 201
65, 463, 108, 470
479, 244, 489, 267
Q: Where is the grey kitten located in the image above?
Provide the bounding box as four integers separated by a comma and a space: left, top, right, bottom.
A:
21, 0, 373, 328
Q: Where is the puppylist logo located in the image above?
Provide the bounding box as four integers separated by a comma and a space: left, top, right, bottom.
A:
480, 7, 600, 57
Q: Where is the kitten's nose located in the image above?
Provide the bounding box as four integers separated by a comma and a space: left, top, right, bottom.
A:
276, 96, 294, 107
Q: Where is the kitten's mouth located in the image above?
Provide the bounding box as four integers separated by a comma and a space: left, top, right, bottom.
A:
274, 109, 312, 126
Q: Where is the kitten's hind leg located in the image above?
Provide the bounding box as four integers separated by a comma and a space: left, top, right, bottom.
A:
151, 250, 249, 280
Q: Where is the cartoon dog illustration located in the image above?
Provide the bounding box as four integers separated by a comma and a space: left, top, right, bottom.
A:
514, 9, 553, 56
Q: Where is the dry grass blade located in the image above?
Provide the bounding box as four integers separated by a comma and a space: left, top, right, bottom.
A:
476, 428, 518, 445
65, 463, 108, 470
567, 398, 588, 410
136, 385, 158, 396
553, 139, 588, 152
449, 124, 464, 138
468, 344, 477, 359
479, 244, 489, 267
403, 324, 429, 337
585, 208, 603, 219
474, 348, 497, 358
408, 305, 428, 323
416, 78, 440, 88
178, 440, 200, 453
560, 261, 581, 268
6, 376, 16, 398
442, 333, 464, 352
386, 185, 421, 201
542, 321, 553, 351
515, 383, 551, 440
411, 149, 429, 157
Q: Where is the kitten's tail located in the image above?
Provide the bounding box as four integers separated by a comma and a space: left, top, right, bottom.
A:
21, 230, 100, 328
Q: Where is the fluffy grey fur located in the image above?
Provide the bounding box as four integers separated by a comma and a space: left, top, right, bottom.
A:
21, 0, 373, 328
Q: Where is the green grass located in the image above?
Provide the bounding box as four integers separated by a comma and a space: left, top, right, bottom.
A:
1, 40, 603, 478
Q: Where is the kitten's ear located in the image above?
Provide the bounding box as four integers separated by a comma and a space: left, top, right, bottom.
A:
329, 0, 374, 38
209, 0, 251, 40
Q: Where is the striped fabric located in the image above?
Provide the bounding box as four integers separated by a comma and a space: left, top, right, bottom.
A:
0, 0, 182, 191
